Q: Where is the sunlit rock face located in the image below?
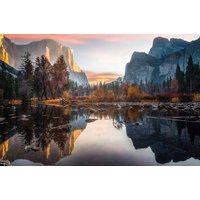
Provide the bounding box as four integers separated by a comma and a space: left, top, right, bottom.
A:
0, 34, 9, 64
0, 34, 89, 86
124, 37, 200, 84
0, 140, 9, 160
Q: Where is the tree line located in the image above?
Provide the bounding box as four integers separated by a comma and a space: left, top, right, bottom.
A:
159, 55, 200, 94
1, 54, 200, 102
135, 55, 200, 95
174, 55, 200, 94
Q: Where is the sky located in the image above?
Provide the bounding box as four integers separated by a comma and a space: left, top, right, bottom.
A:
5, 34, 200, 84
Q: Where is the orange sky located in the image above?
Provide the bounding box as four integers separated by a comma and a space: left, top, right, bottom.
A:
5, 34, 154, 44
85, 71, 122, 85
5, 34, 199, 44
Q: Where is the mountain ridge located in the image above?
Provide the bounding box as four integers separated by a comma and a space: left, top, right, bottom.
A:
123, 36, 200, 85
149, 36, 189, 58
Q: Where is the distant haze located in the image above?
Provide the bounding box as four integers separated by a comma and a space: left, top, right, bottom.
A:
5, 34, 199, 84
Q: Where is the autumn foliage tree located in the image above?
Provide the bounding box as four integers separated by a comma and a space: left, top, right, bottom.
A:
127, 86, 143, 101
106, 90, 115, 101
49, 55, 69, 98
92, 88, 105, 101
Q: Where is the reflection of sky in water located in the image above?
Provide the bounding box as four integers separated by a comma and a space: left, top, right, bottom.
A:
56, 120, 159, 166
57, 119, 200, 166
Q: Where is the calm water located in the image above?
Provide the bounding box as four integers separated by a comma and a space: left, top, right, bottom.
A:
1, 103, 200, 166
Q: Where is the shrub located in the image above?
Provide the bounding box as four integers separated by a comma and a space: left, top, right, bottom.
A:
63, 91, 70, 99
179, 94, 192, 102
193, 94, 200, 102
128, 86, 143, 101
8, 99, 22, 105
171, 97, 180, 103
106, 90, 115, 102
155, 94, 171, 102
92, 88, 105, 102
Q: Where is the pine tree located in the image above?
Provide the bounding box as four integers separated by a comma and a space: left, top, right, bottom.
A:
4, 75, 16, 99
20, 52, 33, 80
175, 64, 185, 93
163, 80, 166, 92
186, 55, 194, 93
35, 55, 51, 100
193, 63, 200, 92
19, 52, 34, 100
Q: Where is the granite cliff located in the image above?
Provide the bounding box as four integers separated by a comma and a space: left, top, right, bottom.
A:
0, 34, 88, 86
124, 36, 200, 84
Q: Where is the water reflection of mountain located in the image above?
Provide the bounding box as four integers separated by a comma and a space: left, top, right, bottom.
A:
0, 140, 9, 160
2, 105, 200, 165
0, 106, 89, 165
123, 108, 200, 164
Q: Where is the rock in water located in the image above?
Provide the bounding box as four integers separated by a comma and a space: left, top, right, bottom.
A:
0, 160, 11, 166
0, 117, 5, 122
25, 145, 40, 152
135, 122, 143, 126
85, 119, 98, 123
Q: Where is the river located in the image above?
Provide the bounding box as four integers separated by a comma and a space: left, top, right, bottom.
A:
1, 103, 200, 165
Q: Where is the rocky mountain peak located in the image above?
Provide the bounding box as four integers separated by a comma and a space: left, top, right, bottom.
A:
152, 37, 169, 47
131, 51, 148, 59
149, 36, 189, 59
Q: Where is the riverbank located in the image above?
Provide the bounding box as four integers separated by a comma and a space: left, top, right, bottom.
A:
1, 97, 200, 112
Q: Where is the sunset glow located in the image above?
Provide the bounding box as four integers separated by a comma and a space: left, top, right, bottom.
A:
85, 71, 122, 84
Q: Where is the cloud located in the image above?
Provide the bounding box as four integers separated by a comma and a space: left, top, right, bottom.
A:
85, 71, 122, 85
5, 34, 88, 45
4, 34, 174, 45
5, 34, 198, 46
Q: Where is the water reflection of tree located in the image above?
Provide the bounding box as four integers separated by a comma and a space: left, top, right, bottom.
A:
113, 120, 123, 130
187, 123, 200, 145
17, 105, 71, 154
91, 107, 117, 120
175, 121, 186, 136
124, 107, 144, 123
89, 107, 122, 130
90, 107, 145, 130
